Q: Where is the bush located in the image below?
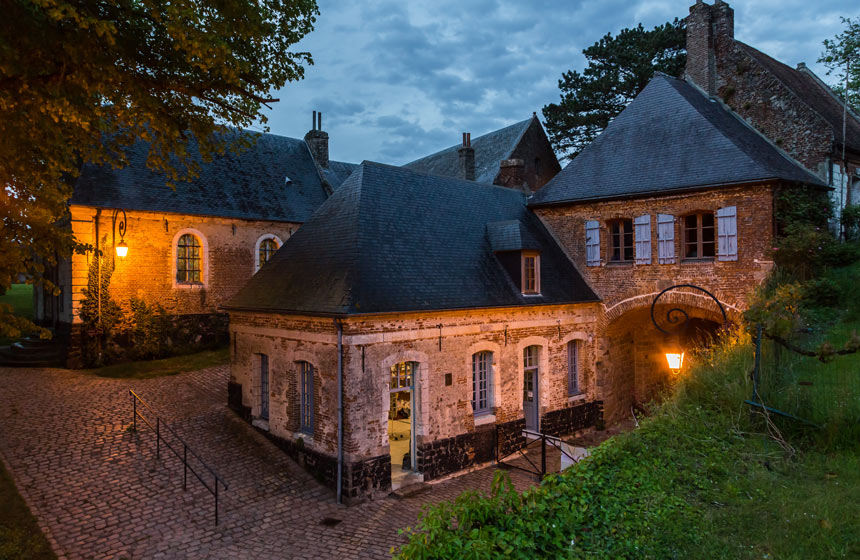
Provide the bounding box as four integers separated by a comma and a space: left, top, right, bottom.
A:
842, 204, 860, 241
772, 223, 837, 281
820, 240, 860, 267
801, 277, 841, 308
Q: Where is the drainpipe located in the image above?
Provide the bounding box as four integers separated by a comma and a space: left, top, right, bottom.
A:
335, 318, 344, 504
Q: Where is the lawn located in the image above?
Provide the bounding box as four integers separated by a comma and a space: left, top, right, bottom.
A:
0, 285, 34, 345
86, 347, 230, 379
395, 260, 860, 559
0, 459, 55, 560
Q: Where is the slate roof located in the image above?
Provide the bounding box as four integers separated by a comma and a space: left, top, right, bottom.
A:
737, 42, 860, 153
71, 131, 356, 223
403, 117, 534, 184
322, 160, 359, 191
486, 220, 540, 252
530, 75, 827, 207
224, 162, 599, 316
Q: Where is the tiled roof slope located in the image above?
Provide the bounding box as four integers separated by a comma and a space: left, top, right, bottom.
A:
530, 75, 826, 206
403, 118, 533, 184
737, 42, 860, 153
71, 131, 355, 223
225, 162, 599, 315
322, 160, 359, 191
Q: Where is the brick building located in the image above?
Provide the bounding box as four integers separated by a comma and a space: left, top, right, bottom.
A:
224, 162, 601, 501
684, 0, 860, 231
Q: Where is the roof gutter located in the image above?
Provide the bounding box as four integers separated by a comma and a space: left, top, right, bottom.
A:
528, 176, 830, 209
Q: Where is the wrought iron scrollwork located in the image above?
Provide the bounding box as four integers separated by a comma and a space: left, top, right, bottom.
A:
650, 284, 728, 335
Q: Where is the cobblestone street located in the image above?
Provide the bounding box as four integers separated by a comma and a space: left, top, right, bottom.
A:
0, 365, 550, 559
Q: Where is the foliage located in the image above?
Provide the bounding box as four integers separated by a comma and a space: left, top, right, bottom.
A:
0, 284, 35, 344
78, 252, 123, 335
842, 204, 860, 241
771, 223, 836, 281
0, 459, 56, 560
818, 15, 860, 114
774, 185, 833, 236
0, 0, 319, 339
542, 20, 686, 160
122, 297, 173, 361
744, 280, 805, 340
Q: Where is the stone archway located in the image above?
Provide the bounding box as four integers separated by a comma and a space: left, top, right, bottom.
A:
596, 291, 736, 423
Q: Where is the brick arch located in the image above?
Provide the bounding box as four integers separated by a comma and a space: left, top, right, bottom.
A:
600, 288, 743, 331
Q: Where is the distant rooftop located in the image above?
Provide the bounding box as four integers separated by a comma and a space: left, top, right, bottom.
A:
530, 74, 826, 207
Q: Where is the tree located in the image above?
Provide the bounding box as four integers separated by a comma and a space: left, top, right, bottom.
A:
542, 20, 686, 161
0, 0, 318, 339
819, 15, 860, 115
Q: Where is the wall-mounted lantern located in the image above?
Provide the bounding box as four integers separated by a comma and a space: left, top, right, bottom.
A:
112, 209, 128, 258
650, 284, 727, 374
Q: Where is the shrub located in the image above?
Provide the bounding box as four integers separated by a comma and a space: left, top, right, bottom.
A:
771, 223, 836, 281
820, 240, 860, 267
801, 277, 841, 308
842, 204, 860, 241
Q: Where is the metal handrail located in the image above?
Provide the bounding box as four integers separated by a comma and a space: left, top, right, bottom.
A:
129, 389, 229, 525
496, 428, 584, 480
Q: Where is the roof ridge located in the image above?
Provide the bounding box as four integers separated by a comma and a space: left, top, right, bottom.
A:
360, 159, 529, 199
403, 117, 534, 166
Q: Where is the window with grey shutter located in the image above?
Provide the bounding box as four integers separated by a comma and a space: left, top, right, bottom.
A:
716, 206, 738, 261
657, 214, 675, 264
585, 220, 600, 266
634, 214, 651, 264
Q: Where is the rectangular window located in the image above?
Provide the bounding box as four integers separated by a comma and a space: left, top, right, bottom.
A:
521, 252, 540, 294
260, 354, 269, 420
300, 361, 314, 434
684, 213, 715, 259
472, 351, 492, 414
609, 220, 634, 262
567, 340, 580, 395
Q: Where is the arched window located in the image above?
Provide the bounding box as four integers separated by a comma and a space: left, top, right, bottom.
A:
176, 233, 202, 283
471, 351, 492, 415
608, 219, 634, 262
298, 361, 314, 434
254, 234, 283, 273
683, 212, 715, 259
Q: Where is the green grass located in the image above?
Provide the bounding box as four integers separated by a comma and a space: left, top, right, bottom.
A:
0, 285, 34, 345
86, 347, 229, 379
0, 459, 55, 560
396, 261, 860, 559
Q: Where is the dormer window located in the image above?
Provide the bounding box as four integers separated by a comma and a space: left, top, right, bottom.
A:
521, 252, 540, 294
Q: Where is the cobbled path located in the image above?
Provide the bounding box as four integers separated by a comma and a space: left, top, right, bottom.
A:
0, 365, 547, 559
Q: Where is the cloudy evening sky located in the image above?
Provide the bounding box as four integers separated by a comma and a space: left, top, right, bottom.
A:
260, 0, 858, 165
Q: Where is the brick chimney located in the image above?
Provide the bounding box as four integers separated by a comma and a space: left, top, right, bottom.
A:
685, 0, 734, 97
458, 133, 475, 181
498, 159, 526, 192
304, 110, 329, 168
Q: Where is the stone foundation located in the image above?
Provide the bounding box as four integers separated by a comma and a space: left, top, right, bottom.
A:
540, 400, 603, 437
417, 425, 496, 481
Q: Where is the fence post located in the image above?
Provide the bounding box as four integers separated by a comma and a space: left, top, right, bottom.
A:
753, 325, 762, 403
540, 434, 547, 479
132, 393, 137, 432
156, 417, 160, 459
183, 445, 187, 491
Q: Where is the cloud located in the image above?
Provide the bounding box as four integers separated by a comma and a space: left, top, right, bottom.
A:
262, 0, 858, 165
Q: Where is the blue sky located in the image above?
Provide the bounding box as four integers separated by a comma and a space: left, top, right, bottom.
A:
259, 0, 857, 165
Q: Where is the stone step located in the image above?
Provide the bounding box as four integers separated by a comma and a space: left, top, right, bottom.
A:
391, 482, 430, 499
11, 342, 60, 357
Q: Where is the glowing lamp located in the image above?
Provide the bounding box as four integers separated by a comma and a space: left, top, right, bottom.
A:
115, 240, 128, 258
665, 351, 684, 374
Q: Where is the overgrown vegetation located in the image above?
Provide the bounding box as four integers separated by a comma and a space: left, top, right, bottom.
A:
86, 347, 229, 380
78, 252, 225, 367
0, 459, 55, 560
396, 256, 860, 558
0, 284, 33, 345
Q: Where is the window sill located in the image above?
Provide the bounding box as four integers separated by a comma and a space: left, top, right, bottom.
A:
606, 261, 633, 267
474, 413, 496, 426
680, 257, 715, 264
567, 393, 586, 403
521, 293, 542, 297
252, 418, 270, 431
175, 282, 205, 289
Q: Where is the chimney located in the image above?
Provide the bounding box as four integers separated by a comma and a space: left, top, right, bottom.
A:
498, 158, 527, 192
685, 1, 734, 97
304, 110, 329, 168
458, 133, 475, 181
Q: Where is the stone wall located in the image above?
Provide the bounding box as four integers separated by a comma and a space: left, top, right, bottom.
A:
228, 303, 605, 500
506, 117, 563, 193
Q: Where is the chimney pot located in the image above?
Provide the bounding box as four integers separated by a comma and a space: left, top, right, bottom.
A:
305, 110, 329, 168
458, 132, 475, 181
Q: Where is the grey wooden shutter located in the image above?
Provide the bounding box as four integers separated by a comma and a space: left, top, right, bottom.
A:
657, 214, 675, 264
585, 220, 600, 266
634, 214, 651, 264
717, 206, 738, 261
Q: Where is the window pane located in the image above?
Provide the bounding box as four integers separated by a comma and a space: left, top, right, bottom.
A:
568, 341, 579, 395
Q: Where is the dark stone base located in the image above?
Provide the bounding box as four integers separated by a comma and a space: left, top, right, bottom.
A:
417, 425, 496, 481
540, 400, 604, 438
496, 418, 527, 458
227, 401, 392, 504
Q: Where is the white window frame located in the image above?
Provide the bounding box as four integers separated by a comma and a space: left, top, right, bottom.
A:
521, 251, 541, 295
254, 234, 283, 273
472, 351, 493, 415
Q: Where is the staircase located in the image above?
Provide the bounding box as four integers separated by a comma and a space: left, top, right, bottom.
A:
0, 336, 63, 367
